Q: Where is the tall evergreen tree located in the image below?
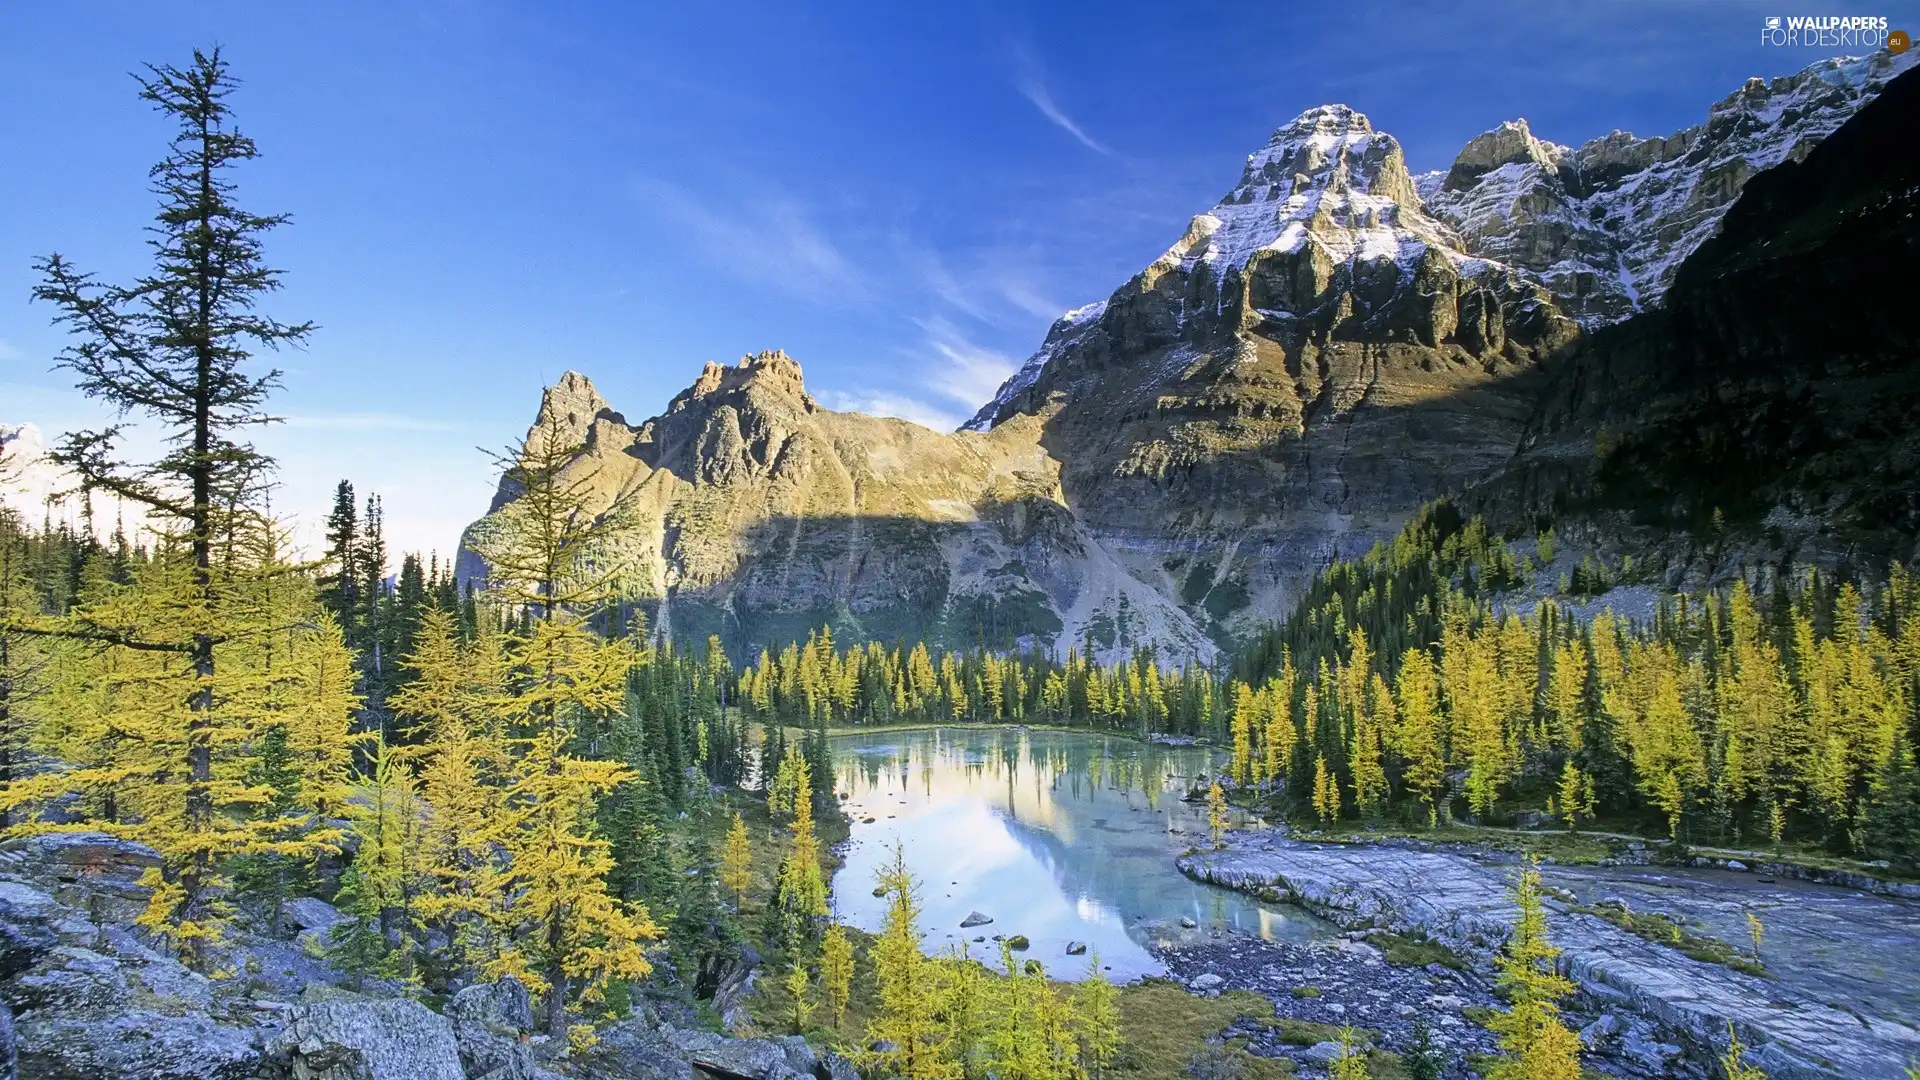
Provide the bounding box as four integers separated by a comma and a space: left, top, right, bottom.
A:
320, 480, 358, 627
467, 407, 655, 1033
24, 47, 326, 964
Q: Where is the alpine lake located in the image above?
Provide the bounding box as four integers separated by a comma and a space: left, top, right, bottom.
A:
828, 727, 1334, 980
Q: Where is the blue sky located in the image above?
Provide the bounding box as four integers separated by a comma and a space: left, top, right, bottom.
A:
3, 0, 1909, 562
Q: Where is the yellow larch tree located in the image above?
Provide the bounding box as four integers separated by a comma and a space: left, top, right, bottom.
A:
785, 958, 812, 1033
1553, 761, 1595, 831
332, 738, 425, 983
0, 501, 53, 831
1487, 862, 1583, 1080
1446, 618, 1508, 818
1207, 780, 1229, 848
1264, 659, 1297, 787
493, 613, 655, 1031
7, 540, 359, 966
1229, 680, 1257, 787
820, 922, 855, 1027
468, 405, 659, 1033
1544, 637, 1589, 755
1349, 672, 1392, 815
1718, 1022, 1768, 1080
1075, 954, 1122, 1078
1392, 649, 1446, 824
774, 757, 829, 946
1329, 1027, 1372, 1080
1312, 754, 1341, 823
721, 810, 753, 906
937, 941, 991, 1074
18, 48, 332, 969
393, 606, 506, 972
1619, 644, 1706, 838
862, 841, 956, 1080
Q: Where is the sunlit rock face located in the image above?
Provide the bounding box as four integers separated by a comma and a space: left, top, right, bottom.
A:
456, 356, 1215, 662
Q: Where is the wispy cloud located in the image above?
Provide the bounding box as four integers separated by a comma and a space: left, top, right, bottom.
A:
282, 412, 468, 432
821, 390, 964, 433
822, 318, 1020, 433
915, 317, 1018, 408
628, 175, 869, 303
894, 239, 989, 322
893, 234, 1068, 327
1012, 48, 1111, 156
994, 277, 1066, 321
0, 339, 25, 363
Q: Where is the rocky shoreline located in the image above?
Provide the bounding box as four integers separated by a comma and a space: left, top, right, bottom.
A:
1178, 831, 1920, 1080
1150, 932, 1502, 1079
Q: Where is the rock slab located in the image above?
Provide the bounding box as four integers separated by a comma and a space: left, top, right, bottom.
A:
1180, 838, 1920, 1080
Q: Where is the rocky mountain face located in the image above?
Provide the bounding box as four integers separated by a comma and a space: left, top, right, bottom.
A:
463, 54, 1914, 656
458, 353, 1217, 660
961, 103, 1578, 647
1420, 50, 1915, 326
1471, 58, 1920, 563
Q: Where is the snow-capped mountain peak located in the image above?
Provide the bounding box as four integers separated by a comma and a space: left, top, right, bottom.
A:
1436, 118, 1568, 193
1152, 103, 1454, 282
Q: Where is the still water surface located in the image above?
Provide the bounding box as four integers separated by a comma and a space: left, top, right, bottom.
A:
829, 727, 1333, 980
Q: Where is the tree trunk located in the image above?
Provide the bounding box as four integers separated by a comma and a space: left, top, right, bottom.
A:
181, 104, 219, 963
1, 636, 13, 831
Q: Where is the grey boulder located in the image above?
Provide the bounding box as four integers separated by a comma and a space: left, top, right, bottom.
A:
1298, 1040, 1345, 1065
448, 977, 538, 1079
269, 990, 465, 1080
280, 897, 348, 939
17, 1011, 261, 1080
661, 1027, 811, 1080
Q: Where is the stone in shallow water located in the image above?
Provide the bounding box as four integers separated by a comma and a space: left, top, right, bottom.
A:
959, 911, 993, 928
1180, 916, 1198, 928
1066, 942, 1088, 956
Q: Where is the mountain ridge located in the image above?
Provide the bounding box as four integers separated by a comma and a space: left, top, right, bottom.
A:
462, 52, 1915, 656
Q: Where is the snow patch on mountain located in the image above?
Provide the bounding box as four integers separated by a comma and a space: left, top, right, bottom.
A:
962, 300, 1106, 432
1423, 50, 1916, 326
1152, 104, 1461, 283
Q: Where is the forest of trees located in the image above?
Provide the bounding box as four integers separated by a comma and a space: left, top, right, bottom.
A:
1219, 502, 1920, 862
0, 49, 756, 1041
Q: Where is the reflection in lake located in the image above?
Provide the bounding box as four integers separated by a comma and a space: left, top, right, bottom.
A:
830, 727, 1332, 980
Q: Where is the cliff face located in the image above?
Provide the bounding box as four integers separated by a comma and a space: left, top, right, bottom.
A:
966, 104, 1578, 644
459, 352, 1216, 660
1420, 51, 1915, 327
461, 56, 1915, 655
1472, 62, 1920, 565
